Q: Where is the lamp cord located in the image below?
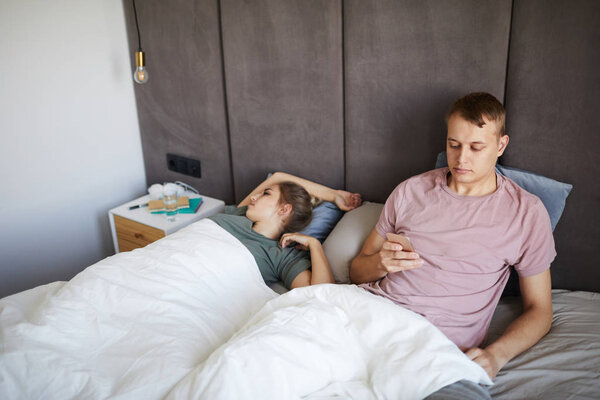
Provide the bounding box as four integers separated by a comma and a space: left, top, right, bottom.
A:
132, 0, 142, 51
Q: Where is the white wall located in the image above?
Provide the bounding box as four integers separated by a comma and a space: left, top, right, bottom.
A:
0, 0, 147, 298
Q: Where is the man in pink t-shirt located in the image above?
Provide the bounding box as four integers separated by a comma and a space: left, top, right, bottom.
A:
351, 92, 556, 384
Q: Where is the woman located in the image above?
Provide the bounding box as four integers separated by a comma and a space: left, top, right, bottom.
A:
209, 172, 361, 290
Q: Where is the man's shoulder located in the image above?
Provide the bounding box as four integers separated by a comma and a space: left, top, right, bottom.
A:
394, 168, 445, 189
385, 168, 445, 203
499, 174, 552, 227
410, 167, 445, 181
499, 174, 545, 208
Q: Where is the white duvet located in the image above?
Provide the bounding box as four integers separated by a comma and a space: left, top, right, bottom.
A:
0, 219, 491, 399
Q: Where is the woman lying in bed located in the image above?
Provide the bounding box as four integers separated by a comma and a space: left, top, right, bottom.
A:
208, 172, 361, 289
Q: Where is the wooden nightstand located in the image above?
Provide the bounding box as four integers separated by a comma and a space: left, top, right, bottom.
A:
108, 192, 225, 253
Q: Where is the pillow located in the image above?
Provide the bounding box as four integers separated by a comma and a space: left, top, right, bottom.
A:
322, 202, 384, 284
435, 152, 572, 231
299, 201, 344, 242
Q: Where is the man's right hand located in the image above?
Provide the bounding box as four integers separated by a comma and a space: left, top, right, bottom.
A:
351, 229, 424, 284
378, 240, 423, 273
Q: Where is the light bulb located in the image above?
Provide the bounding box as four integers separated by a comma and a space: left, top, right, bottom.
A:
133, 51, 149, 84
134, 66, 149, 84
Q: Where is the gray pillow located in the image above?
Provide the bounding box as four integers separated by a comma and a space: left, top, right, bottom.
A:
322, 202, 384, 284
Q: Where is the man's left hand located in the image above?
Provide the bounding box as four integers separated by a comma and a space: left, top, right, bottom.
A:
464, 347, 504, 380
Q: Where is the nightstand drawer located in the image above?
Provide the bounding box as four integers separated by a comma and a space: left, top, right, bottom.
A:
114, 214, 165, 251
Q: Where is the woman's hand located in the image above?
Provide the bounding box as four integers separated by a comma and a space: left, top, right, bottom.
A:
286, 232, 334, 288
280, 232, 318, 251
334, 190, 362, 211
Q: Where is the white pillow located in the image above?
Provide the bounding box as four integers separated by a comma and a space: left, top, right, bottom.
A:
323, 201, 384, 284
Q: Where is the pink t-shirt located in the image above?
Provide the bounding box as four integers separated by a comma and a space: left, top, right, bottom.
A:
361, 168, 556, 349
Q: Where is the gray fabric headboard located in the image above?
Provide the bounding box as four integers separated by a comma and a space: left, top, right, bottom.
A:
125, 0, 599, 292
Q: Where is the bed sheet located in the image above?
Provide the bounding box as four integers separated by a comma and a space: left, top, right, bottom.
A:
488, 290, 600, 400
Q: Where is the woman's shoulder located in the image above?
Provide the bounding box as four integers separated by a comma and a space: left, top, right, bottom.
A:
209, 206, 252, 232
223, 205, 248, 216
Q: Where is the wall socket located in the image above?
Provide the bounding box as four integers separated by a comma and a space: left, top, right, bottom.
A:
166, 153, 201, 178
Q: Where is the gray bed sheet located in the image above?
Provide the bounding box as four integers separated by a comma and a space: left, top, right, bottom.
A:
487, 290, 600, 400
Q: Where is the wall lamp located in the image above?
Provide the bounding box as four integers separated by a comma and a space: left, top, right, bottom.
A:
132, 0, 149, 84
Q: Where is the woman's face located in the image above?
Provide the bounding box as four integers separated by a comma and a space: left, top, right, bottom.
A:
245, 185, 285, 223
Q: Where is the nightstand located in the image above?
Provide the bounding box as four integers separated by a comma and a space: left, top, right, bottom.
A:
108, 192, 225, 253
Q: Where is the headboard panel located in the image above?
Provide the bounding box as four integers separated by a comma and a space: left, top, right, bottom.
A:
502, 0, 600, 291
220, 0, 344, 201
344, 0, 512, 202
125, 0, 599, 291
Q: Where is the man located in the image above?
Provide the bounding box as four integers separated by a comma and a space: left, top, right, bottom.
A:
351, 92, 555, 398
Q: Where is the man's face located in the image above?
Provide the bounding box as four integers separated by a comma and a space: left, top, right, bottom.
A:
446, 113, 508, 186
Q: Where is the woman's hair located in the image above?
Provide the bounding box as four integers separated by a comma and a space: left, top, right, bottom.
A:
278, 181, 313, 233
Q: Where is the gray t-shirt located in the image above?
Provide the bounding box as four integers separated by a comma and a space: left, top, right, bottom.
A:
209, 205, 311, 289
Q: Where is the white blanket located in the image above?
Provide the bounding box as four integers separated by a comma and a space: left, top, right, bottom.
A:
0, 219, 276, 399
1, 219, 491, 399
167, 284, 491, 400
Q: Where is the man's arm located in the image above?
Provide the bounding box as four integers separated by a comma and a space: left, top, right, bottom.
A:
350, 228, 423, 284
465, 269, 553, 379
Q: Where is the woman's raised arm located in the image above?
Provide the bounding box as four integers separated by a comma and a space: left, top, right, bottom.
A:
238, 171, 361, 210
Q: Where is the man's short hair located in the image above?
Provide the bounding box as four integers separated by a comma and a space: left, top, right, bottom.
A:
446, 92, 505, 137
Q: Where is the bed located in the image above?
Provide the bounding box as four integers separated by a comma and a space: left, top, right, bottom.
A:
1, 218, 491, 399
1, 200, 599, 399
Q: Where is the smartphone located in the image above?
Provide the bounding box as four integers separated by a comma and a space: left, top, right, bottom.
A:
386, 232, 415, 252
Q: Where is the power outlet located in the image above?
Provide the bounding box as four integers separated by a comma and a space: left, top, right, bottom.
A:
166, 154, 201, 178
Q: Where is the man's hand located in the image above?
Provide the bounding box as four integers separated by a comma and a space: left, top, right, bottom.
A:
334, 190, 362, 211
351, 229, 423, 284
464, 347, 506, 380
378, 240, 423, 273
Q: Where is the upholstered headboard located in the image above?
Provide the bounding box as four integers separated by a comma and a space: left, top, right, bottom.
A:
125, 0, 599, 292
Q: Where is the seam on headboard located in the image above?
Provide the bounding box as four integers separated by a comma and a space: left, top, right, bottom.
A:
342, 0, 347, 190
217, 0, 237, 203
503, 0, 515, 108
